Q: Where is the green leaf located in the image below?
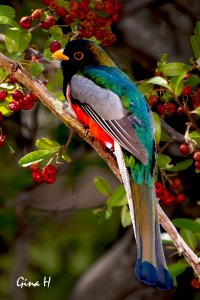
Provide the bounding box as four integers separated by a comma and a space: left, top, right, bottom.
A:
104, 207, 112, 220
185, 74, 200, 86
173, 218, 200, 233
191, 35, 200, 60
107, 185, 127, 207
170, 72, 186, 96
121, 205, 131, 227
62, 153, 72, 163
152, 112, 161, 144
5, 28, 31, 54
19, 150, 54, 167
94, 176, 112, 196
36, 138, 60, 151
156, 153, 173, 170
49, 26, 63, 40
28, 62, 44, 77
43, 47, 53, 60
146, 76, 170, 89
188, 131, 200, 144
160, 129, 170, 142
0, 101, 12, 116
167, 159, 193, 172
160, 62, 190, 76
0, 5, 15, 19
93, 207, 108, 224
192, 106, 200, 115
180, 228, 197, 250
0, 16, 18, 27
168, 261, 188, 285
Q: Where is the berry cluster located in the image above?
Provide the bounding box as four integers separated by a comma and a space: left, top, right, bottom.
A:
0, 74, 39, 149
155, 178, 186, 206
179, 144, 200, 171
9, 90, 38, 112
30, 162, 57, 184
19, 0, 123, 48
147, 86, 200, 116
0, 87, 38, 112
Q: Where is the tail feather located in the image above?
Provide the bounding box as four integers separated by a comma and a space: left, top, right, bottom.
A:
131, 182, 173, 290
114, 141, 173, 290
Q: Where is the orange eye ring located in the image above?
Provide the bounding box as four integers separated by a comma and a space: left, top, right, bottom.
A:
74, 52, 84, 60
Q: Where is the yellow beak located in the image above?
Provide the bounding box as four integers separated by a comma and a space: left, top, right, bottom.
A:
52, 49, 69, 61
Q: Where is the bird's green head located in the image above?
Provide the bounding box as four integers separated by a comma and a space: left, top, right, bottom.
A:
52, 39, 115, 80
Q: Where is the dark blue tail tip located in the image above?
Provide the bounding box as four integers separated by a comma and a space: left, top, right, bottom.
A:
134, 259, 174, 290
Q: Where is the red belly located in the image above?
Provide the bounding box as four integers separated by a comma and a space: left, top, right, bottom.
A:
71, 102, 114, 149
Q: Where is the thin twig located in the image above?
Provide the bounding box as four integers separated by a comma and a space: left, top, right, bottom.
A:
0, 53, 199, 278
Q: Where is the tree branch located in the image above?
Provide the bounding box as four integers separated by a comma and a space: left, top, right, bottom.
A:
0, 53, 199, 278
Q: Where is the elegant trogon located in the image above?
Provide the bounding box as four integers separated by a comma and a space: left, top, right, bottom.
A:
52, 39, 173, 290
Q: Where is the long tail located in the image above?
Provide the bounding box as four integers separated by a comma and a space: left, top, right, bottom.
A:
114, 141, 173, 290
131, 181, 173, 290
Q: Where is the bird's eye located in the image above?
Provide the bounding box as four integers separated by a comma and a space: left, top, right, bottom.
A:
74, 52, 84, 60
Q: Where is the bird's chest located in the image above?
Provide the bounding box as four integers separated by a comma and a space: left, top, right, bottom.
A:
67, 84, 114, 150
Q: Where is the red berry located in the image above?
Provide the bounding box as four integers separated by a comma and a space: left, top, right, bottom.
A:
160, 189, 170, 200
171, 178, 181, 190
49, 0, 58, 9
195, 161, 200, 170
79, 2, 89, 12
32, 170, 44, 183
191, 278, 200, 289
193, 151, 200, 162
19, 95, 34, 110
162, 195, 175, 205
69, 1, 79, 11
147, 95, 158, 107
182, 85, 192, 96
45, 175, 56, 184
95, 28, 106, 41
31, 9, 44, 20
44, 164, 57, 176
30, 162, 40, 172
43, 0, 50, 5
176, 193, 186, 204
192, 96, 200, 109
12, 90, 24, 101
8, 75, 17, 84
101, 33, 116, 46
166, 102, 176, 113
8, 101, 21, 112
50, 41, 61, 53
179, 143, 190, 155
0, 90, 8, 101
156, 103, 166, 116
0, 134, 6, 147
177, 106, 187, 115
69, 10, 79, 19
111, 12, 120, 23
29, 92, 38, 102
104, 1, 115, 14
115, 1, 123, 11
19, 16, 32, 29
40, 16, 56, 29
64, 15, 73, 25
86, 10, 96, 20
55, 6, 68, 17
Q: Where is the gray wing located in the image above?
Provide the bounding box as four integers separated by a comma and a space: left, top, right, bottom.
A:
70, 75, 148, 165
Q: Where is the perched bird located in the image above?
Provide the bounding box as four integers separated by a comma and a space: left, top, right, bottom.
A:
52, 39, 173, 290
